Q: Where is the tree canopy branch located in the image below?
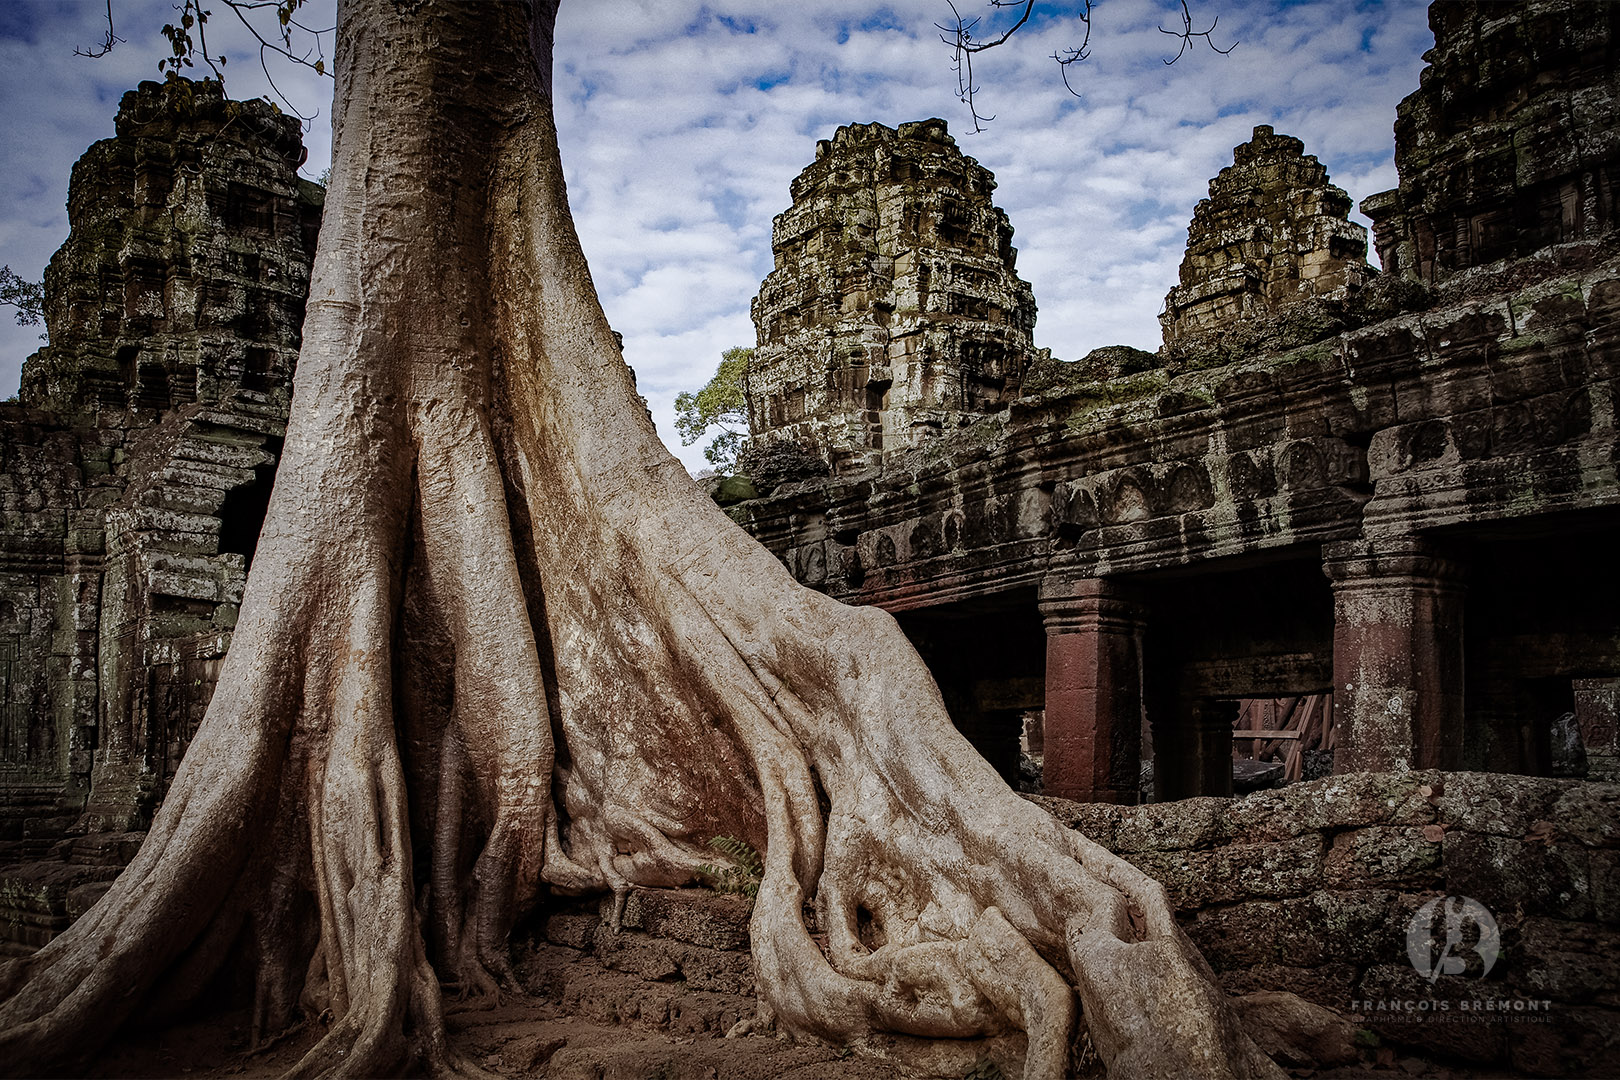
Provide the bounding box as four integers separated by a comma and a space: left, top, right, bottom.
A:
73, 0, 126, 59
0, 267, 44, 329
1159, 0, 1237, 64
79, 0, 333, 126
939, 0, 1235, 131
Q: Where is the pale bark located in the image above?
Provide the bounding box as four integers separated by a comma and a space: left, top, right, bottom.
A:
0, 2, 1283, 1078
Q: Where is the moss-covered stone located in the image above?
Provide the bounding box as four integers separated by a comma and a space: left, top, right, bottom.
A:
1128, 834, 1324, 908
711, 476, 760, 506
1324, 826, 1443, 891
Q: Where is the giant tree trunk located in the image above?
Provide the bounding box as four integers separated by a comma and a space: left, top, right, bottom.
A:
0, 3, 1281, 1078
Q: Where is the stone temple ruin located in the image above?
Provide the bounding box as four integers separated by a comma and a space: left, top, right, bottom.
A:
747, 119, 1037, 474
735, 0, 1620, 808
727, 3, 1620, 1064
1, 2, 1618, 1074
0, 80, 319, 932
1159, 124, 1374, 355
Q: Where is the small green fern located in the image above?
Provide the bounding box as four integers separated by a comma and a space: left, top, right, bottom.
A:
695, 835, 763, 898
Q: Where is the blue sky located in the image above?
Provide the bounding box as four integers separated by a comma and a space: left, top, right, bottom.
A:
0, 0, 1434, 471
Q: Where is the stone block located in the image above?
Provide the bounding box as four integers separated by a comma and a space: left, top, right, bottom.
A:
1549, 784, 1620, 848
591, 930, 681, 982
147, 483, 229, 517
175, 437, 274, 472
1512, 918, 1620, 1003
1186, 890, 1405, 970
1351, 964, 1509, 1064
1128, 834, 1323, 909
553, 965, 752, 1037
1444, 831, 1593, 920
1227, 771, 1441, 841
132, 505, 220, 535
605, 888, 753, 952
1111, 796, 1229, 852
192, 408, 285, 438
159, 460, 257, 492
1435, 772, 1569, 837
144, 610, 217, 640
1507, 1004, 1620, 1078
590, 925, 755, 995
1325, 826, 1443, 890
63, 529, 103, 556
144, 568, 225, 604
1022, 794, 1122, 848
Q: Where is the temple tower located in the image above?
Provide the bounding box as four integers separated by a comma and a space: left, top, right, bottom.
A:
749, 119, 1037, 474
1359, 0, 1619, 282
1160, 125, 1372, 354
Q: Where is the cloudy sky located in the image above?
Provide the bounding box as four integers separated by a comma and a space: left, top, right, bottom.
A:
0, 0, 1434, 470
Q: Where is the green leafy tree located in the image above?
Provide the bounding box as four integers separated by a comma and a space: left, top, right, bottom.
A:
0, 266, 44, 329
674, 345, 752, 471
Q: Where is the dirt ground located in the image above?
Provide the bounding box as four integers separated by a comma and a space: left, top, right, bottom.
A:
88, 997, 905, 1080
74, 897, 1526, 1080
86, 1000, 1525, 1080
81, 965, 1529, 1080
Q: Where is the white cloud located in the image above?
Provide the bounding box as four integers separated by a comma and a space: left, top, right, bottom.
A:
0, 0, 1433, 473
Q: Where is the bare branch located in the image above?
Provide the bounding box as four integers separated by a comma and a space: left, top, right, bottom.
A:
939, 1, 1236, 128
257, 42, 320, 125
938, 1, 1092, 131
1051, 7, 1092, 100
938, 1, 998, 131
201, 0, 334, 88
1159, 0, 1237, 65
75, 0, 332, 129
937, 0, 1037, 56
73, 0, 126, 59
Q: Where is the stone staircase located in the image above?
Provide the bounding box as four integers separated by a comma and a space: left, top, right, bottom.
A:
516, 889, 760, 1037
0, 829, 143, 954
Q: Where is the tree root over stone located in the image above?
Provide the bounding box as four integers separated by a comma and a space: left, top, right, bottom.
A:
0, 3, 1283, 1079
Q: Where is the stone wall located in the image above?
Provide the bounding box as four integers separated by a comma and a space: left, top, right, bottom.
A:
748, 119, 1036, 473
1161, 125, 1373, 355
0, 410, 92, 834
9, 776, 1613, 1073
0, 79, 317, 839
1035, 770, 1620, 1076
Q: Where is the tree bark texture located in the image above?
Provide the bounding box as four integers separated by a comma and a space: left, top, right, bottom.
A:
0, 3, 1282, 1078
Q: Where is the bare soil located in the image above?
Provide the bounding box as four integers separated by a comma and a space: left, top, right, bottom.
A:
81, 962, 1526, 1080
88, 998, 904, 1080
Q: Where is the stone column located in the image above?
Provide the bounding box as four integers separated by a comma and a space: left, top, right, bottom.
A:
1038, 575, 1147, 803
1323, 539, 1465, 772
1149, 691, 1236, 801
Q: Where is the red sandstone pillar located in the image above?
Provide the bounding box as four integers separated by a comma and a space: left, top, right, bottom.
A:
1323, 539, 1465, 772
1038, 576, 1147, 803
